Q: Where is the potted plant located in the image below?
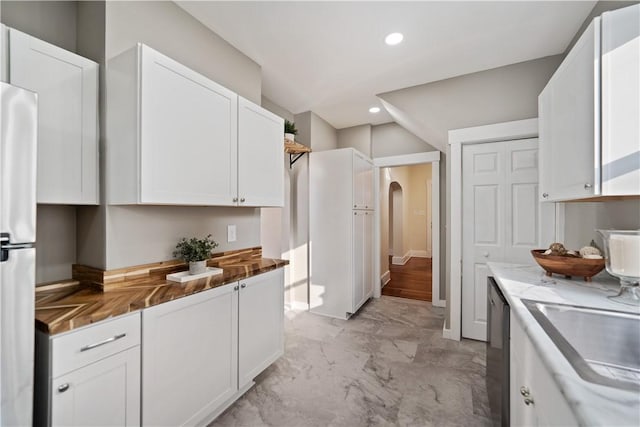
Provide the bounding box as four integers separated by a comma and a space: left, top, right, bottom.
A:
284, 119, 298, 142
173, 234, 219, 275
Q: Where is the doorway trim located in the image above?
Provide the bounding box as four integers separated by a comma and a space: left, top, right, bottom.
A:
373, 151, 443, 306
447, 118, 538, 340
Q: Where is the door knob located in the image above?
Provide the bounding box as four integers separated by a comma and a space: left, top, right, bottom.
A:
524, 398, 534, 406
241, 283, 246, 289
240, 197, 246, 203
58, 383, 70, 393
233, 197, 238, 202
584, 183, 592, 190
483, 252, 490, 258
520, 386, 530, 397
542, 193, 549, 198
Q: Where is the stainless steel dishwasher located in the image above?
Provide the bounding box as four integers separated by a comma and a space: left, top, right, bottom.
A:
486, 276, 509, 427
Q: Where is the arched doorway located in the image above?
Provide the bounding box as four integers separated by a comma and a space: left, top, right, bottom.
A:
388, 181, 403, 260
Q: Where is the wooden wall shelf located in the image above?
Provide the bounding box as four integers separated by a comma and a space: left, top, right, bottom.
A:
284, 139, 311, 168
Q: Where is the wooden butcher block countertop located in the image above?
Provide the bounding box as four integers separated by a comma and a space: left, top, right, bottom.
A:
35, 247, 288, 335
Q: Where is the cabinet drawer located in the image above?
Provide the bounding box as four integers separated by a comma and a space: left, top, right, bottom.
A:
51, 313, 140, 377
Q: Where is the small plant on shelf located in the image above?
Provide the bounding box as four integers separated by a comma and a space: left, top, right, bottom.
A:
173, 234, 219, 275
284, 120, 298, 141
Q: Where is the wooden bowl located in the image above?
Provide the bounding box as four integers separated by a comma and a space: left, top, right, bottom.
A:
531, 250, 605, 282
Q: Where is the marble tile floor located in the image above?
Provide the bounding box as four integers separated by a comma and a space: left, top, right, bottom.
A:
211, 296, 491, 427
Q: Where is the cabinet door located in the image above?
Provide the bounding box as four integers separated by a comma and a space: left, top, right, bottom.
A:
601, 4, 640, 196
352, 211, 365, 312
238, 269, 284, 388
353, 153, 373, 209
142, 284, 238, 426
51, 347, 140, 427
9, 28, 98, 204
538, 19, 599, 202
363, 211, 374, 300
238, 97, 284, 207
139, 46, 238, 205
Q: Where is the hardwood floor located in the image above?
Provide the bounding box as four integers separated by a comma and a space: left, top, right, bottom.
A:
382, 256, 432, 301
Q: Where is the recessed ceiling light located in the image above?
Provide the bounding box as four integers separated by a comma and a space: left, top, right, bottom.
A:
369, 107, 381, 114
385, 32, 404, 46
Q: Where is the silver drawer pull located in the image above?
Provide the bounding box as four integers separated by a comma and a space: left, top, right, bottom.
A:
58, 383, 70, 393
80, 333, 127, 352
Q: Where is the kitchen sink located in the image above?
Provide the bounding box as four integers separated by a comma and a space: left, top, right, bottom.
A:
522, 300, 640, 391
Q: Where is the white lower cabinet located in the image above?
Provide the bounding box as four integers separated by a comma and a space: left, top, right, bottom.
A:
238, 269, 284, 388
142, 284, 238, 426
510, 313, 577, 426
34, 313, 141, 426
35, 270, 285, 426
142, 269, 284, 426
51, 347, 140, 427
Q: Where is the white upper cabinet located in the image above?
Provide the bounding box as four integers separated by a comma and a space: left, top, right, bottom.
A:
108, 44, 238, 205
539, 4, 639, 202
353, 151, 373, 209
237, 97, 284, 207
108, 44, 284, 207
8, 28, 99, 204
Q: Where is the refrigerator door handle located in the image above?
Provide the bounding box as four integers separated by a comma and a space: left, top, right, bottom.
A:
0, 233, 33, 262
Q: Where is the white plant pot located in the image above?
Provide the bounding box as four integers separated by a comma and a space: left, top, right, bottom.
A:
189, 260, 207, 275
285, 133, 295, 142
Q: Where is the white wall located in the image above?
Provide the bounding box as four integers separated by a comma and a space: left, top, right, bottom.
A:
1, 1, 77, 52
35, 206, 77, 283
563, 200, 640, 250
262, 95, 294, 122
310, 112, 338, 152
372, 123, 438, 157
105, 0, 261, 104
337, 124, 372, 157
379, 55, 563, 150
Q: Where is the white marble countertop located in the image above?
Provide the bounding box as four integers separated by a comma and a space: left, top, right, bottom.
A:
487, 262, 640, 427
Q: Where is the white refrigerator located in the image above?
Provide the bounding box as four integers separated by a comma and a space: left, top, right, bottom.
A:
0, 82, 38, 426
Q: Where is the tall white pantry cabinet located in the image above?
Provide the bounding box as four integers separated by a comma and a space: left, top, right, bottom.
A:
310, 148, 375, 319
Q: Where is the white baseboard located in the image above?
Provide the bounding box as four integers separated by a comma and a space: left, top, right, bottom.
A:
409, 249, 431, 258
391, 251, 411, 265
442, 325, 458, 341
381, 270, 391, 288
432, 298, 446, 308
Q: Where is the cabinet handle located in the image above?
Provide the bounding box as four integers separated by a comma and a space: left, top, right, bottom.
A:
524, 398, 534, 406
365, 205, 368, 209
520, 386, 530, 397
233, 197, 238, 202
241, 283, 246, 289
542, 193, 549, 198
584, 183, 592, 190
240, 197, 246, 203
57, 383, 70, 393
234, 285, 239, 291
80, 333, 126, 352
354, 205, 357, 208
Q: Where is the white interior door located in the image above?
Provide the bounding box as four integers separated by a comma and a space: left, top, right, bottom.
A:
462, 138, 549, 341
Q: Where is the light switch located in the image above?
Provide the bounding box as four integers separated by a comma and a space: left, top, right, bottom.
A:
227, 225, 236, 242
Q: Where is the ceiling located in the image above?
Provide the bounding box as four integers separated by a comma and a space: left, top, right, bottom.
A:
176, 1, 596, 130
